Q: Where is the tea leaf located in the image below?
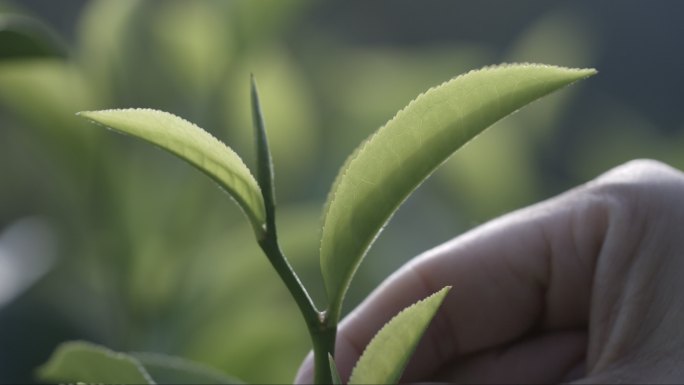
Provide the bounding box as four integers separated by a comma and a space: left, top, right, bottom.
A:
38, 341, 244, 384
251, 75, 276, 228
38, 341, 154, 384
133, 352, 244, 384
320, 64, 595, 320
78, 108, 266, 237
349, 286, 451, 384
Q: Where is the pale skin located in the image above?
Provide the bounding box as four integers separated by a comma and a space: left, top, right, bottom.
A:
296, 159, 684, 384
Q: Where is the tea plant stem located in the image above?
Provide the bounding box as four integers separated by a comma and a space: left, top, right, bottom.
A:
252, 77, 336, 383
258, 231, 335, 384
311, 319, 337, 384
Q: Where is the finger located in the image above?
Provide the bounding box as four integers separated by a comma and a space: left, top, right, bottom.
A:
334, 183, 608, 382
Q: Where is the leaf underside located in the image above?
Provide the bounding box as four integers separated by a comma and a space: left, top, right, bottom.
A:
78, 108, 266, 236
320, 63, 596, 320
38, 341, 243, 385
349, 286, 451, 384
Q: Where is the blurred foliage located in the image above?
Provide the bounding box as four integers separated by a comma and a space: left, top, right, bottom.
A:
0, 0, 682, 383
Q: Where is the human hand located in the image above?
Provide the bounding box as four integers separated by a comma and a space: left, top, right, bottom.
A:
295, 159, 684, 384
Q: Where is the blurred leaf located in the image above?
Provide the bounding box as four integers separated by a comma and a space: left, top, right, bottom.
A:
150, 0, 233, 104
0, 59, 99, 182
310, 44, 492, 165
78, 109, 266, 237
0, 13, 65, 59
348, 287, 451, 385
76, 0, 140, 104
38, 341, 154, 384
230, 0, 309, 46
0, 59, 92, 133
133, 352, 243, 384
435, 121, 540, 219
182, 205, 322, 383
505, 8, 596, 68
39, 341, 243, 385
321, 64, 596, 321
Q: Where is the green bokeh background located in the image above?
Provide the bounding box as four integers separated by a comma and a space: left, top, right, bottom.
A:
0, 1, 683, 383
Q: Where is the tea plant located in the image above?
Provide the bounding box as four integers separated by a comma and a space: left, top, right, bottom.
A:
39, 63, 594, 384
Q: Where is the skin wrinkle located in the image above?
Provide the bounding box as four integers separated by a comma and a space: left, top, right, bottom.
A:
586, 160, 682, 373
584, 180, 642, 371
534, 215, 553, 332
481, 237, 537, 330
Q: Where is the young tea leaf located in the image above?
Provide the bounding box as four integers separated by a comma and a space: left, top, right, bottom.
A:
38, 341, 155, 384
78, 109, 266, 237
251, 75, 277, 228
320, 64, 596, 321
349, 286, 451, 384
133, 352, 244, 384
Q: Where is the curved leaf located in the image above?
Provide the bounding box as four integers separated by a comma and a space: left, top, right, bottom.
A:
0, 14, 66, 59
349, 286, 451, 384
321, 64, 596, 320
133, 352, 244, 384
78, 109, 266, 237
38, 341, 154, 384
38, 341, 244, 385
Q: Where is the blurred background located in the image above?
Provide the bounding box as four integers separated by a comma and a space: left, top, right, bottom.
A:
0, 0, 683, 383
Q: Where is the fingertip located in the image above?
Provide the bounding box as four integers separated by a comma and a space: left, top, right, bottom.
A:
294, 351, 314, 384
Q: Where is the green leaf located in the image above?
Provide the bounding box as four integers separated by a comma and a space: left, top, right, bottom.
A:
328, 353, 342, 385
133, 352, 244, 384
38, 341, 155, 384
349, 287, 451, 385
320, 64, 596, 321
0, 14, 66, 59
38, 341, 245, 385
251, 75, 276, 228
78, 108, 267, 237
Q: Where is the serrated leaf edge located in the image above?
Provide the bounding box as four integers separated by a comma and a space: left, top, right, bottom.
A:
349, 286, 452, 384
78, 108, 267, 235
320, 63, 595, 317
321, 63, 594, 229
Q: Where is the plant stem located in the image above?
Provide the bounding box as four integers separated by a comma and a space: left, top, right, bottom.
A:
251, 77, 336, 383
258, 233, 335, 384
311, 315, 337, 384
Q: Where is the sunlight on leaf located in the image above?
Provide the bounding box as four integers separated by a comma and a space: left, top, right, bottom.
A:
321, 64, 596, 321
349, 286, 451, 384
78, 108, 266, 237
